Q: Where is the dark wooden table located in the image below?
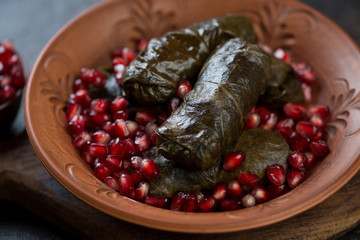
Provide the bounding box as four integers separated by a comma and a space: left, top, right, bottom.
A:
1, 0, 360, 239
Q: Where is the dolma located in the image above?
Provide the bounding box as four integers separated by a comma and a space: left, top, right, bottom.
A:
156, 38, 272, 170
260, 56, 304, 107
122, 14, 257, 104
147, 129, 289, 197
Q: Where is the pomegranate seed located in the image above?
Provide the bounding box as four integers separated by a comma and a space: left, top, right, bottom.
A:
177, 80, 193, 99
68, 115, 85, 136
94, 163, 112, 180
89, 69, 105, 88
66, 101, 81, 121
124, 138, 137, 158
256, 106, 270, 122
129, 170, 145, 185
145, 122, 158, 138
301, 83, 312, 103
89, 143, 108, 159
111, 48, 123, 58
168, 97, 181, 113
171, 192, 188, 211
260, 112, 278, 130
91, 130, 111, 144
0, 85, 16, 104
275, 118, 295, 131
122, 159, 132, 171
267, 164, 286, 186
251, 187, 269, 204
90, 98, 109, 113
113, 110, 128, 121
134, 182, 150, 201
126, 120, 139, 138
113, 119, 130, 138
102, 121, 114, 135
112, 57, 127, 68
309, 114, 326, 129
80, 68, 92, 83
304, 152, 316, 170
313, 129, 325, 140
306, 104, 330, 118
283, 102, 304, 121
244, 113, 260, 129
237, 172, 262, 188
145, 196, 170, 208
103, 176, 119, 191
227, 179, 243, 197
130, 156, 143, 169
105, 155, 122, 171
298, 68, 316, 85
122, 47, 136, 63
295, 121, 318, 139
118, 173, 135, 196
198, 196, 216, 212
266, 184, 289, 198
93, 158, 106, 168
137, 38, 148, 52
288, 151, 306, 170
212, 184, 227, 201
73, 131, 91, 149
0, 75, 11, 88
81, 143, 94, 165
194, 191, 205, 202
109, 138, 126, 159
278, 126, 295, 141
74, 89, 91, 107
274, 48, 291, 63
135, 109, 155, 125
110, 97, 129, 113
89, 111, 111, 127
183, 193, 197, 212
134, 132, 151, 152
292, 61, 307, 72
241, 194, 256, 208
219, 199, 240, 211
289, 133, 310, 152
157, 111, 169, 125
223, 151, 245, 171
310, 140, 330, 158
140, 158, 159, 180
73, 79, 87, 91
150, 132, 157, 145
287, 168, 305, 188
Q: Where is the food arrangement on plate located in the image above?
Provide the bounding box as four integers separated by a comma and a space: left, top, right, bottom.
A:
65, 14, 330, 212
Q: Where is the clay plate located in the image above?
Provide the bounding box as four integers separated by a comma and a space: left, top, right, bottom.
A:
24, 0, 360, 233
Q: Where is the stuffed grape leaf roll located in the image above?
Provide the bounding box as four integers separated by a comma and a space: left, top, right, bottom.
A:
156, 38, 272, 170
147, 129, 289, 197
122, 14, 256, 104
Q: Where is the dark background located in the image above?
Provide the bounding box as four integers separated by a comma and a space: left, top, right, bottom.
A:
1, 0, 360, 239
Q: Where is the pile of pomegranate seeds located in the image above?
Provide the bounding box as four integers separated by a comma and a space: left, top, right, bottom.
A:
0, 39, 25, 105
65, 42, 330, 212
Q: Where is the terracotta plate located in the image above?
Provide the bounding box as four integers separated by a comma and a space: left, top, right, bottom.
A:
24, 0, 360, 233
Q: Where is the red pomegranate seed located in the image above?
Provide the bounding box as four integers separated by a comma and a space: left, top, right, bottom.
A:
306, 104, 330, 118
111, 48, 123, 58
112, 57, 127, 68
219, 199, 240, 211
79, 68, 92, 83
102, 176, 119, 191
157, 111, 169, 125
89, 143, 108, 159
109, 138, 126, 159
241, 194, 256, 208
140, 158, 159, 180
110, 97, 129, 113
288, 151, 307, 170
260, 112, 278, 130
113, 110, 128, 121
0, 85, 16, 104
313, 129, 325, 140
198, 196, 216, 212
289, 133, 310, 152
68, 115, 85, 136
102, 121, 114, 135
105, 155, 122, 171
298, 68, 316, 85
304, 152, 316, 170
73, 79, 87, 91
168, 97, 181, 113
194, 191, 204, 202
177, 80, 193, 99
118, 173, 135, 196
274, 48, 291, 63
91, 130, 111, 144
266, 184, 289, 198
287, 168, 305, 188
145, 196, 169, 208
134, 182, 150, 202
113, 119, 130, 138
223, 151, 245, 171
122, 48, 136, 63
126, 120, 139, 138
0, 75, 11, 88
267, 164, 286, 186
295, 121, 318, 139
90, 70, 105, 88
256, 106, 270, 122
150, 132, 157, 145
124, 138, 137, 158
74, 89, 91, 107
134, 131, 151, 152
171, 192, 188, 211
251, 187, 269, 204
310, 140, 330, 158
129, 170, 145, 185
278, 126, 295, 142
89, 111, 111, 127
310, 114, 326, 129
73, 131, 91, 149
227, 179, 243, 197
212, 184, 227, 201
283, 102, 304, 121
137, 38, 148, 52
81, 143, 94, 165
130, 156, 143, 170
135, 109, 155, 125
145, 122, 158, 138
66, 101, 81, 122
90, 98, 109, 113
275, 118, 295, 131
301, 83, 312, 103
94, 163, 112, 180
183, 193, 197, 212
244, 113, 260, 129
237, 172, 262, 188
